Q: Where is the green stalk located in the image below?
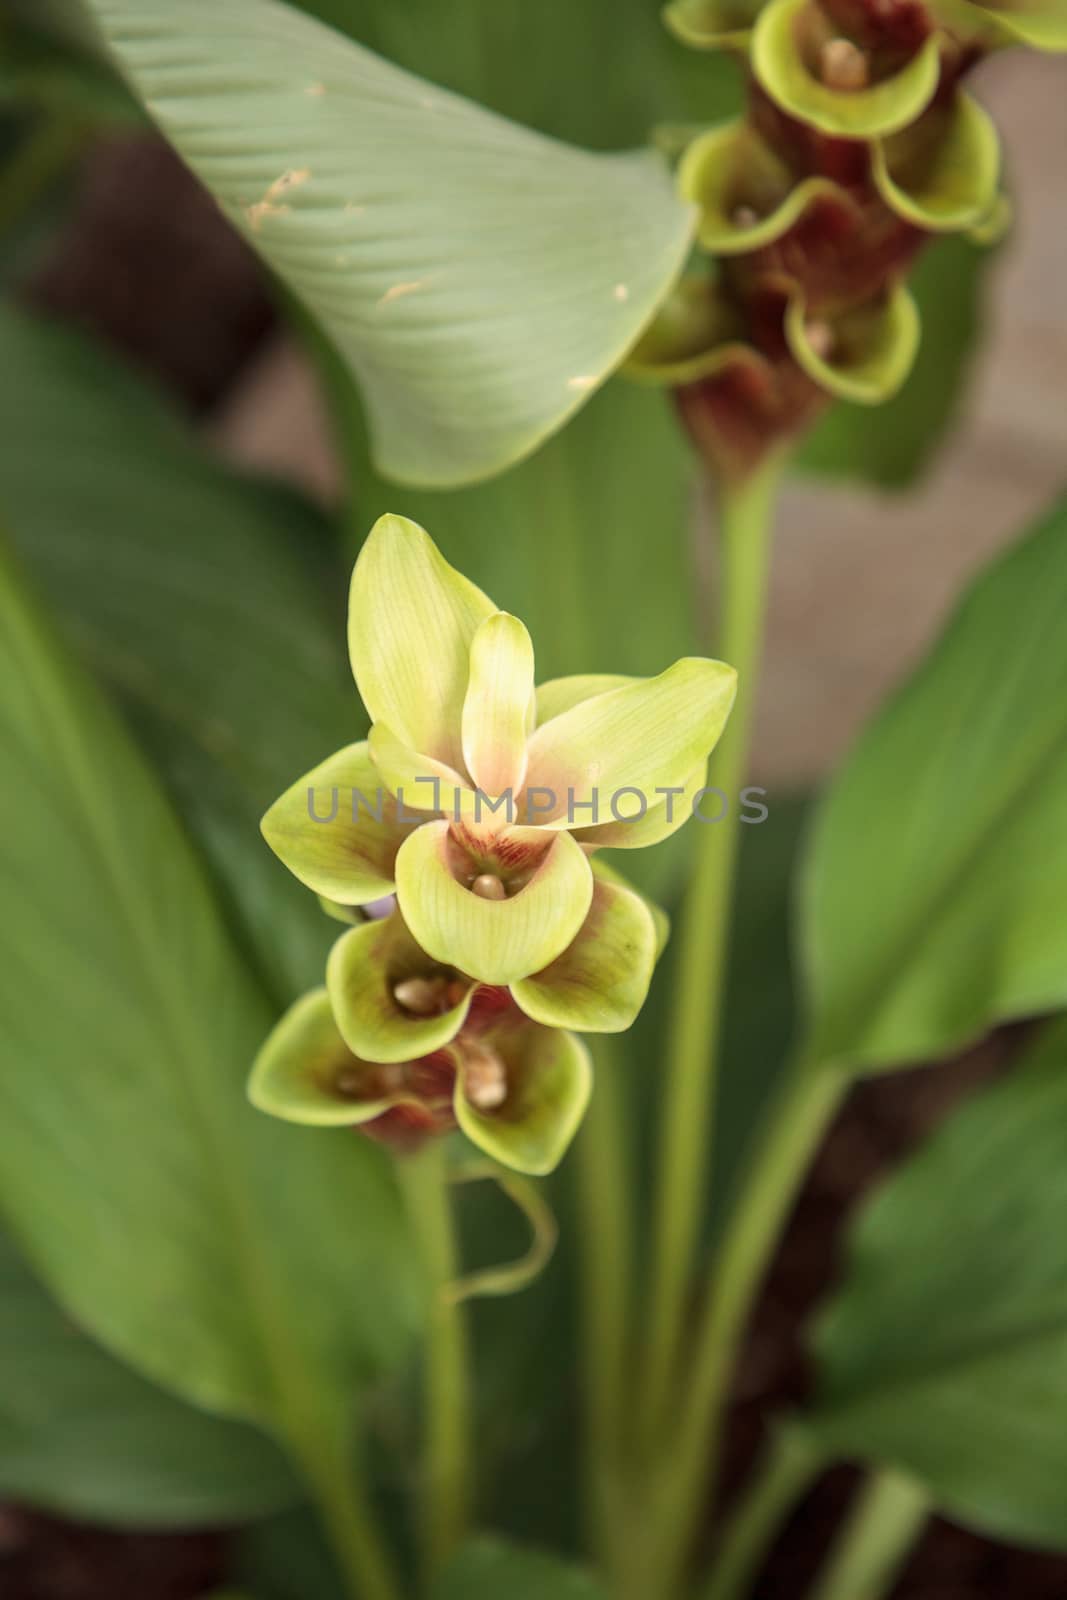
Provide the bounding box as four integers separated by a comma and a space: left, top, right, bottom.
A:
698, 1426, 823, 1600
806, 1469, 929, 1600
639, 462, 782, 1453
637, 1064, 846, 1597
397, 1145, 473, 1587
574, 1036, 633, 1571
288, 1417, 402, 1600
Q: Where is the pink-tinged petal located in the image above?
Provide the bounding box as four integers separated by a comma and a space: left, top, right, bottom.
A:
348, 515, 495, 769
454, 1023, 593, 1175
462, 612, 536, 797
326, 914, 473, 1064
248, 988, 396, 1127
511, 867, 660, 1032
261, 741, 411, 905
534, 673, 633, 727
394, 820, 593, 985
523, 659, 737, 829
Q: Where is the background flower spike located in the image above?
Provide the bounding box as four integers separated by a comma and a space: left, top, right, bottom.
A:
968, 188, 1014, 245
625, 276, 772, 387
752, 0, 942, 138
872, 92, 1001, 232
663, 0, 767, 50
453, 1025, 593, 1177
784, 281, 922, 404
680, 119, 851, 253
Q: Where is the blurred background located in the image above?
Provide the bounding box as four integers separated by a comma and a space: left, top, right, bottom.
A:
0, 7, 1064, 1597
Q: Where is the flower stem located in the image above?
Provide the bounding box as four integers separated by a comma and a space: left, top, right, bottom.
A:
638, 1064, 846, 1597
574, 1036, 633, 1572
640, 461, 782, 1455
806, 1469, 929, 1600
697, 1425, 823, 1600
397, 1144, 472, 1587
288, 1418, 402, 1600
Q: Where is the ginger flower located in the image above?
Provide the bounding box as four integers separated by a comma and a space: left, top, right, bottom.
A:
263, 515, 736, 990
249, 987, 591, 1175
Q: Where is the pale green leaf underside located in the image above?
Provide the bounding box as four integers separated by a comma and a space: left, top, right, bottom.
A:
808, 1017, 1067, 1548
83, 0, 694, 488
801, 496, 1067, 1073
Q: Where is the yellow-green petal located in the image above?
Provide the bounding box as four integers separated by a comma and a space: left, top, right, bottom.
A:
680, 118, 848, 254
394, 820, 594, 985
348, 514, 495, 769
454, 1025, 593, 1176
511, 870, 658, 1033
248, 988, 393, 1127
368, 720, 470, 811
574, 762, 707, 850
785, 282, 921, 404
461, 611, 536, 797
752, 0, 941, 138
625, 276, 761, 387
261, 741, 408, 905
968, 189, 1013, 246
535, 674, 633, 726
524, 658, 737, 829
326, 915, 473, 1064
872, 92, 1001, 232
664, 0, 767, 48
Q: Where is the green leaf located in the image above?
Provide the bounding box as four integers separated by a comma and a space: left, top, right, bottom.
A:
82, 0, 694, 489
800, 494, 1067, 1074
0, 1228, 297, 1526
0, 304, 357, 1005
798, 235, 989, 486
0, 541, 420, 1443
434, 1537, 607, 1600
291, 0, 743, 152
807, 1016, 1067, 1548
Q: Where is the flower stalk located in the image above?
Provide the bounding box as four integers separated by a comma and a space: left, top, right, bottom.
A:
641, 459, 783, 1457
807, 1467, 930, 1600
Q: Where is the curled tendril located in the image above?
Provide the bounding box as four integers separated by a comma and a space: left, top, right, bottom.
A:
442, 1160, 559, 1305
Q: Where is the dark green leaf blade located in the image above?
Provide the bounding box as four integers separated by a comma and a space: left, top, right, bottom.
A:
807, 1017, 1067, 1548
0, 304, 357, 1004
0, 1229, 297, 1526
0, 540, 420, 1440
800, 494, 1067, 1074
433, 1538, 607, 1600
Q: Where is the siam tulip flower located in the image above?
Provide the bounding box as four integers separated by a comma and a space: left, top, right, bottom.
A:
322, 860, 669, 1067
629, 0, 1065, 480
249, 986, 592, 1175
262, 514, 736, 990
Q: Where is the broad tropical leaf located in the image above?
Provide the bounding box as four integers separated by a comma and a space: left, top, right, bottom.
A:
800, 495, 1067, 1073
0, 1229, 297, 1526
81, 0, 694, 488
0, 542, 420, 1454
808, 1017, 1067, 1548
0, 305, 358, 1005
